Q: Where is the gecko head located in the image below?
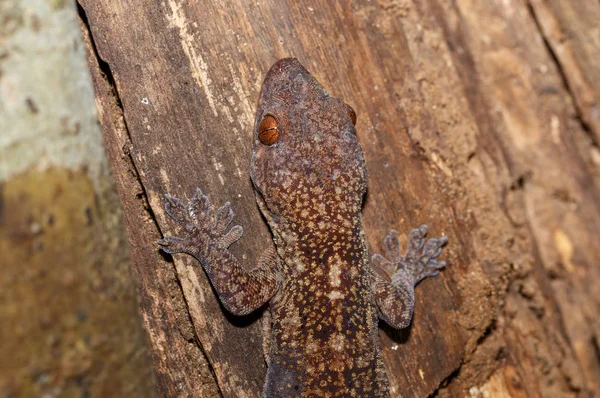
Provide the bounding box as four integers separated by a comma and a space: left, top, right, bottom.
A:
250, 58, 367, 229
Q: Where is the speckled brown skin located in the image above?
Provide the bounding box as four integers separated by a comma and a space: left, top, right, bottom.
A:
158, 58, 448, 397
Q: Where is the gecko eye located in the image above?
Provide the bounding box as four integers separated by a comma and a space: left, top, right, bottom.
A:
344, 103, 357, 126
258, 114, 279, 145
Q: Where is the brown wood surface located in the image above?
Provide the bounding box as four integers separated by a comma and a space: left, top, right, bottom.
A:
78, 0, 600, 396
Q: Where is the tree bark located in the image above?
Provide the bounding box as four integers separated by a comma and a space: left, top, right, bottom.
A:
77, 0, 600, 396
0, 0, 156, 396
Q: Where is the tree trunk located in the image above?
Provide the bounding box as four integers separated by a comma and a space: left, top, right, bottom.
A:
0, 0, 156, 396
77, 0, 600, 396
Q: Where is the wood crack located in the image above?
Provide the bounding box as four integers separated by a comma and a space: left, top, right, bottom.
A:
76, 2, 224, 396
525, 1, 598, 148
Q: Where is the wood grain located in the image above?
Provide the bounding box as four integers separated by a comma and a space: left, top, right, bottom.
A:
78, 0, 600, 396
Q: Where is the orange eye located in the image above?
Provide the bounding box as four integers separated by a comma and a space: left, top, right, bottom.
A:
258, 115, 279, 145
344, 103, 357, 125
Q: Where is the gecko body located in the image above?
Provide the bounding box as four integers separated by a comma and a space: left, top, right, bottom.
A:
158, 58, 448, 397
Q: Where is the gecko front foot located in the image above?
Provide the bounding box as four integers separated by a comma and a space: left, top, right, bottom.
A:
157, 189, 243, 259
372, 225, 447, 286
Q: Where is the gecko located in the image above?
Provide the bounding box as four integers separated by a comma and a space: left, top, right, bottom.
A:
158, 58, 448, 397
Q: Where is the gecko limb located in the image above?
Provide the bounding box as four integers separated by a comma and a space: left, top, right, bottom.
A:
371, 225, 447, 329
158, 189, 280, 316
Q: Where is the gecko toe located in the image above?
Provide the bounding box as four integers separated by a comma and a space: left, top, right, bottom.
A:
189, 189, 211, 223
214, 202, 234, 234
383, 230, 401, 262
156, 235, 193, 255
219, 225, 244, 248
164, 194, 188, 223
371, 253, 396, 278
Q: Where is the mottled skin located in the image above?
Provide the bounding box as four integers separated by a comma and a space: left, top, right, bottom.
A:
158, 58, 448, 397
